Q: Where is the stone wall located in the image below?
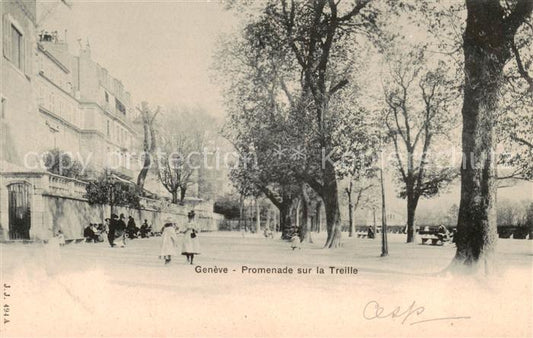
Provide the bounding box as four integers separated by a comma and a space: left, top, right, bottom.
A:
0, 171, 221, 241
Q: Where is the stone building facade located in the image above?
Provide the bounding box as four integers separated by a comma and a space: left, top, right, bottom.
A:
0, 0, 142, 241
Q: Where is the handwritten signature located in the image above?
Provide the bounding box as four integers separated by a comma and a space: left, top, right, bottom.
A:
363, 300, 470, 326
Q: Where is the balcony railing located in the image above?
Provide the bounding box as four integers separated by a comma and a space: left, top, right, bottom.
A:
47, 173, 88, 199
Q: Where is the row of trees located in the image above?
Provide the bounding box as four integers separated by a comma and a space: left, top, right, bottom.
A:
217, 0, 532, 272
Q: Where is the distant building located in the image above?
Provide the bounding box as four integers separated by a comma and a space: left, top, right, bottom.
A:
74, 44, 138, 177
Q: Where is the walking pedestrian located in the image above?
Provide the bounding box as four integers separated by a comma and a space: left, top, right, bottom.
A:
181, 211, 200, 264
160, 223, 178, 264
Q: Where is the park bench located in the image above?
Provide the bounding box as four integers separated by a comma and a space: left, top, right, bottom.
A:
420, 234, 442, 245
419, 226, 452, 246
356, 230, 376, 239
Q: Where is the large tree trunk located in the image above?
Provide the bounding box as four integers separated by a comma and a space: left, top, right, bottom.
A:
323, 162, 342, 248
347, 181, 354, 237
179, 186, 187, 204
295, 199, 301, 234
453, 0, 524, 271
255, 198, 261, 233
300, 185, 313, 243
348, 201, 354, 237
171, 190, 179, 204
248, 200, 254, 231
315, 199, 322, 233
238, 194, 244, 230
137, 120, 151, 190
137, 154, 150, 190
137, 103, 157, 190
289, 203, 297, 236
406, 194, 419, 243
266, 207, 272, 231
279, 201, 292, 240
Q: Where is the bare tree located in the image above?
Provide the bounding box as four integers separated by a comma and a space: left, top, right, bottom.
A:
156, 131, 203, 204
344, 180, 374, 237
383, 48, 458, 243
136, 102, 159, 190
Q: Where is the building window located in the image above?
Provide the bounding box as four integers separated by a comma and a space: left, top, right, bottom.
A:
1, 97, 6, 119
106, 120, 110, 136
11, 25, 23, 70
115, 98, 126, 115
105, 91, 109, 103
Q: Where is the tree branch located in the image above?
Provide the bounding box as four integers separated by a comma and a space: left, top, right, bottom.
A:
503, 0, 533, 37
511, 135, 533, 149
258, 185, 282, 209
329, 79, 349, 95
338, 0, 371, 22
510, 38, 533, 91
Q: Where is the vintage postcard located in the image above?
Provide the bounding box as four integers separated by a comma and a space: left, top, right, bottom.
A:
0, 0, 532, 337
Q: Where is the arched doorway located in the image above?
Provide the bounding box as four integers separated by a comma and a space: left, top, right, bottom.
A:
8, 182, 31, 240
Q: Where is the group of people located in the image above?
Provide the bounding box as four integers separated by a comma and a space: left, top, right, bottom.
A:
83, 223, 105, 243
125, 217, 153, 239
160, 211, 201, 265
83, 214, 155, 246
80, 210, 201, 265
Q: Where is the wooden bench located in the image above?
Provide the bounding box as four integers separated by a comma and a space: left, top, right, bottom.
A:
421, 234, 442, 245
356, 231, 370, 239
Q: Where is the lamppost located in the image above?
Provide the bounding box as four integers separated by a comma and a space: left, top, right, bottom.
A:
372, 206, 377, 235
380, 159, 388, 257
376, 131, 388, 257
107, 170, 116, 216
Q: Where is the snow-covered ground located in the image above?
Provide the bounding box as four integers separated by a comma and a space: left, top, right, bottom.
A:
1, 232, 531, 337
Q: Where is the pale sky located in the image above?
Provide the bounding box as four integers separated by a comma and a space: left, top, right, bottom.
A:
38, 0, 238, 115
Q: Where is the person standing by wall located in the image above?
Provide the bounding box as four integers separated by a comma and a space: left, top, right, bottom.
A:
108, 215, 117, 247
160, 222, 179, 264
140, 219, 151, 238
116, 214, 127, 247
127, 216, 138, 239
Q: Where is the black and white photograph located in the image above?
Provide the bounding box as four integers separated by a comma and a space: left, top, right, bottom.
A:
0, 0, 532, 336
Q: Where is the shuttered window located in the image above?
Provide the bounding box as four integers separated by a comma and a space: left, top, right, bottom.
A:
11, 25, 23, 70
3, 15, 31, 76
